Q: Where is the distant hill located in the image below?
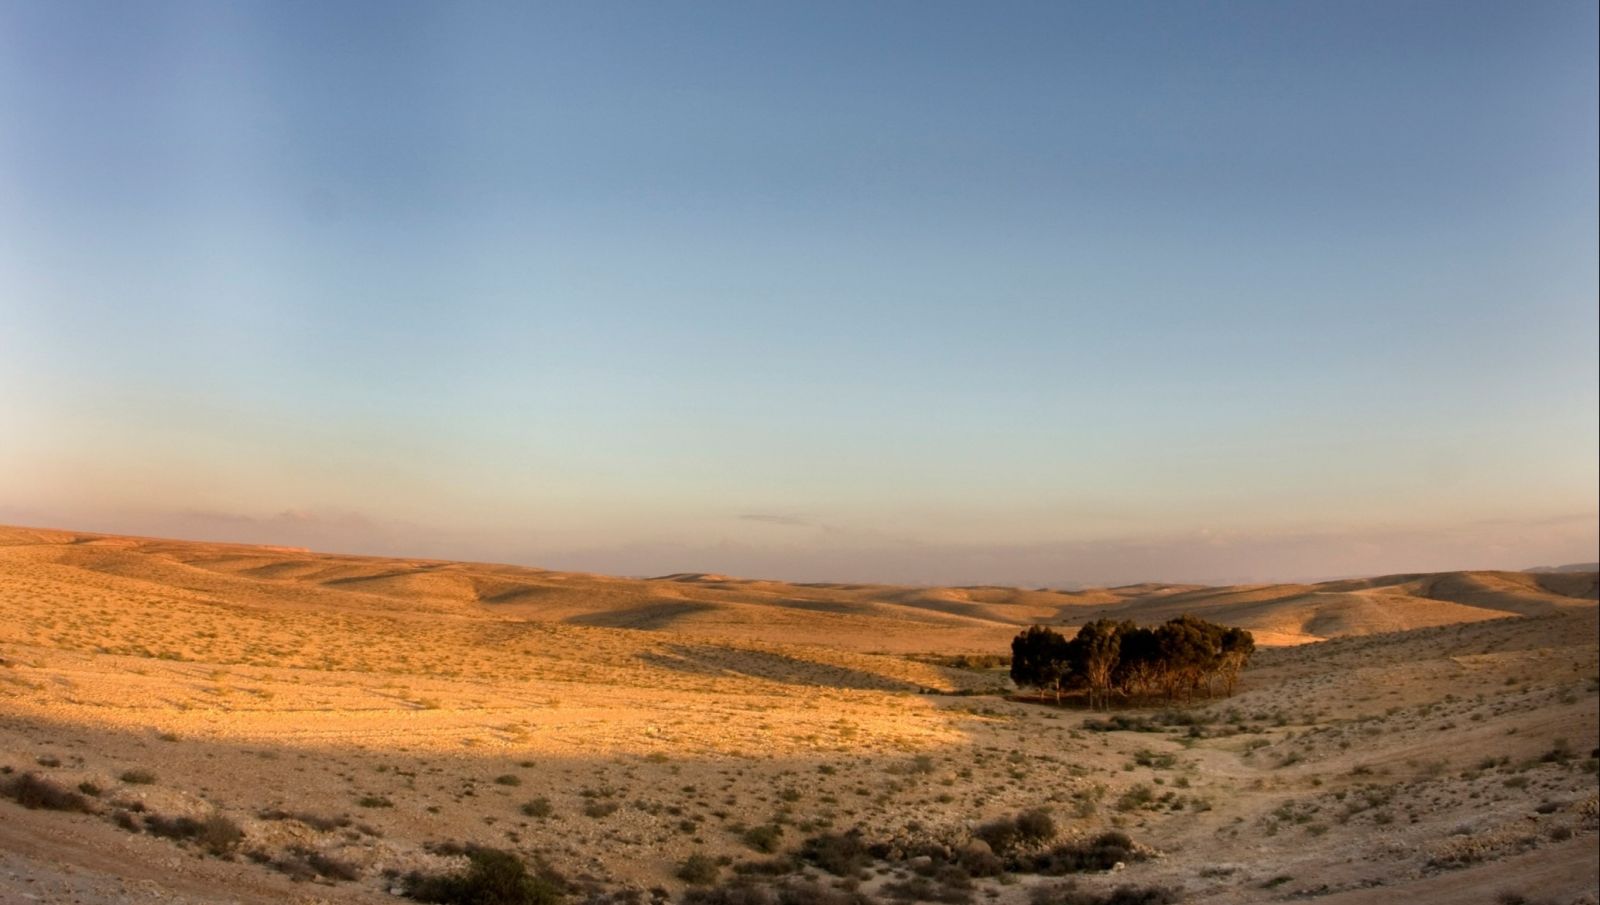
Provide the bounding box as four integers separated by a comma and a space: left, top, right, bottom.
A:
3, 523, 1595, 655
1526, 562, 1599, 574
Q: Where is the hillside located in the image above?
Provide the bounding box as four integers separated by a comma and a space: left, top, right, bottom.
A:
0, 525, 1594, 905
1, 525, 1590, 657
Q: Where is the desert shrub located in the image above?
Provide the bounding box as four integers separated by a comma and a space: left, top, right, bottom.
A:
774, 881, 875, 905
1028, 881, 1181, 905
975, 809, 1055, 854
521, 797, 554, 818
143, 813, 245, 856
405, 847, 564, 905
1026, 832, 1143, 875
1084, 716, 1159, 733
258, 808, 352, 831
800, 831, 870, 876
112, 809, 141, 831
1016, 809, 1057, 843
883, 882, 966, 901
682, 883, 778, 905
1115, 785, 1154, 812
254, 849, 315, 883
119, 769, 157, 785
956, 843, 1005, 877
495, 774, 523, 786
685, 880, 874, 905
1132, 751, 1176, 769
678, 854, 721, 885
259, 845, 362, 882
733, 856, 801, 877
357, 795, 394, 808
0, 773, 94, 812
974, 817, 1022, 854
582, 801, 618, 818
295, 846, 363, 881
743, 823, 784, 853
77, 781, 103, 797
197, 814, 245, 855
881, 875, 971, 903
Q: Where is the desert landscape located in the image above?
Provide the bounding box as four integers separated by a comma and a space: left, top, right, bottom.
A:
5, 3, 1594, 904
0, 524, 1594, 905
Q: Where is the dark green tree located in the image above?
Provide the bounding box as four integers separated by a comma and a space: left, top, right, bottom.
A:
1010, 625, 1071, 702
1069, 619, 1129, 710
1112, 625, 1162, 700
1217, 626, 1255, 696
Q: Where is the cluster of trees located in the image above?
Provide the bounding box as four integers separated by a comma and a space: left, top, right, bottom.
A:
1010, 615, 1255, 708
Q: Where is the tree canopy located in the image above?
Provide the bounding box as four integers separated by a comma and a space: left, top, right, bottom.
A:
1008, 616, 1255, 708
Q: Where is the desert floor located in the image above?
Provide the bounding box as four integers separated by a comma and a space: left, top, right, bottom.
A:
0, 525, 1595, 905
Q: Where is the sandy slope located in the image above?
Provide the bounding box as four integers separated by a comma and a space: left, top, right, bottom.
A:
0, 525, 1595, 905
2, 524, 1590, 654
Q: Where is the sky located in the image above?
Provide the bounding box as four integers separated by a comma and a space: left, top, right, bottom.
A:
1, 1, 1596, 586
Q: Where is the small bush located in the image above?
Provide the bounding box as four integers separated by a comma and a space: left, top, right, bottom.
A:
258, 809, 352, 831
143, 813, 245, 856
733, 856, 801, 877
977, 809, 1056, 854
520, 797, 554, 818
800, 831, 870, 876
975, 817, 1021, 854
1133, 750, 1177, 769
957, 843, 1005, 878
284, 846, 363, 881
684, 879, 872, 905
119, 769, 157, 785
1115, 785, 1154, 812
1016, 809, 1057, 843
743, 824, 784, 853
882, 875, 971, 903
494, 774, 523, 787
678, 853, 721, 885
1, 773, 94, 812
1026, 831, 1142, 875
1029, 881, 1181, 905
405, 847, 564, 905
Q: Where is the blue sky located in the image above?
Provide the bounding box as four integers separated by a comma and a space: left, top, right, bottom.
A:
2, 1, 1595, 585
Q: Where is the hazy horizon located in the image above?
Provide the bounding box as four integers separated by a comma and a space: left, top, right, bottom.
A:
3, 1, 1596, 586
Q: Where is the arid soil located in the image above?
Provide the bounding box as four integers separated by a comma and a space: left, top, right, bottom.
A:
1, 525, 1595, 905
